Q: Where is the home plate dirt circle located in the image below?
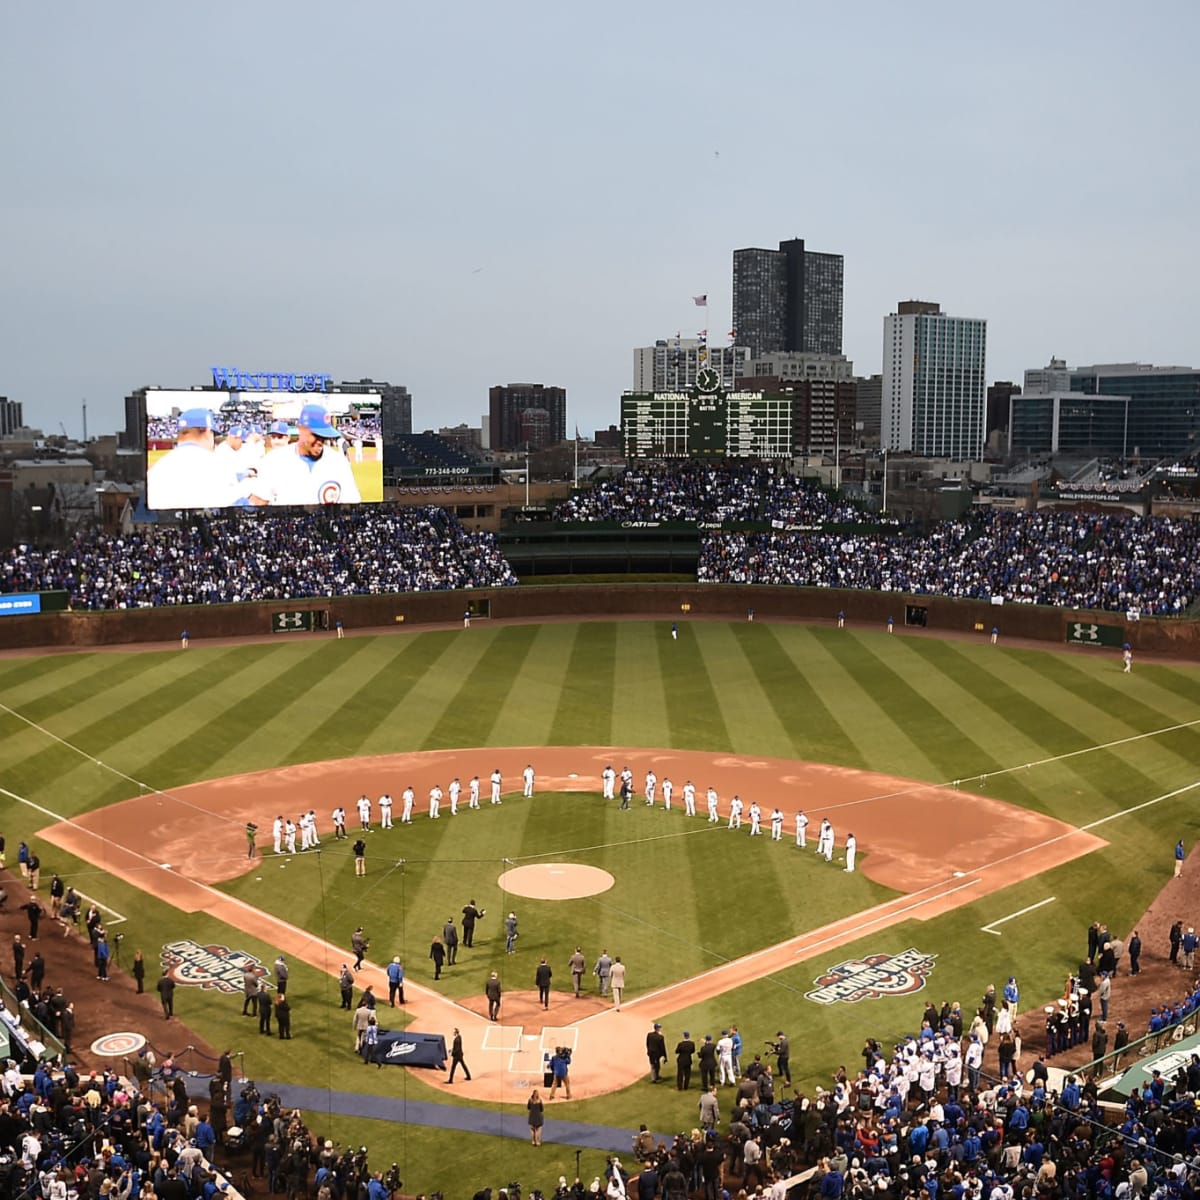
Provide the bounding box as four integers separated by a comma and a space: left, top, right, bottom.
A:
497, 863, 614, 900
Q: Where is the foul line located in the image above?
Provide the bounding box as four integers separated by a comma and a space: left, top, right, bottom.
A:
981, 896, 1057, 936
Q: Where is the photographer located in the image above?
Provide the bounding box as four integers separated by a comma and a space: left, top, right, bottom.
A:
549, 1046, 572, 1100
352, 929, 369, 971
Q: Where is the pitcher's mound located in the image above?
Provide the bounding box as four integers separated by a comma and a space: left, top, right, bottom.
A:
498, 863, 615, 900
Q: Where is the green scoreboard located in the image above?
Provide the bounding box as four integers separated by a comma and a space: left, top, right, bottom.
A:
620, 391, 793, 459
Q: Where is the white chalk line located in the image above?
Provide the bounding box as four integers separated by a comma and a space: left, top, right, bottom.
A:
981, 896, 1057, 936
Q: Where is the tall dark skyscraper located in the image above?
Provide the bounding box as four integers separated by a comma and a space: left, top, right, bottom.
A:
489, 383, 567, 450
733, 238, 844, 358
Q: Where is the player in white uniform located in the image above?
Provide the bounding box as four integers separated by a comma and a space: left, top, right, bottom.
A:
770, 808, 784, 841
706, 787, 719, 822
469, 776, 480, 808
429, 785, 442, 819
661, 778, 673, 809
356, 794, 372, 831
272, 815, 284, 854
728, 795, 744, 830
400, 787, 414, 824
601, 765, 615, 800
795, 810, 809, 848
249, 404, 361, 506
299, 812, 313, 851
332, 806, 347, 840
284, 819, 297, 854
620, 767, 633, 796
683, 781, 696, 816
379, 794, 393, 829
748, 801, 762, 836
490, 769, 502, 804
146, 408, 244, 510
819, 819, 835, 862
644, 771, 657, 806
844, 833, 857, 873
523, 764, 535, 798
307, 810, 320, 846
448, 778, 461, 814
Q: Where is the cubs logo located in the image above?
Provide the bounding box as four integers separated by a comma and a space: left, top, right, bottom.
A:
319, 481, 342, 504
805, 947, 937, 1006
160, 940, 269, 994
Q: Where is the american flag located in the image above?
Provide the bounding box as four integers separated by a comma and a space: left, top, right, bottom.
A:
692, 295, 708, 307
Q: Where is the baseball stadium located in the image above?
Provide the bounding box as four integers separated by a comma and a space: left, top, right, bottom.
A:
2, 467, 1200, 1200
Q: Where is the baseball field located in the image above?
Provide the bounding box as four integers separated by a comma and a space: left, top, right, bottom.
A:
2, 616, 1199, 1194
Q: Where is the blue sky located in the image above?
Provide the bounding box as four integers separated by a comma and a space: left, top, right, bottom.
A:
2, 1, 1197, 440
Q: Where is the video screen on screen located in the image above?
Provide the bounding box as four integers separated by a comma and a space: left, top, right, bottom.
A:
145, 390, 383, 510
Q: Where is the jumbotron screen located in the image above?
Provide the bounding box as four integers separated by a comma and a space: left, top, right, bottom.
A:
620, 392, 794, 459
145, 390, 384, 510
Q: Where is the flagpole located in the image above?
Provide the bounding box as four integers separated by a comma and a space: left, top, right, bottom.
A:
573, 427, 579, 490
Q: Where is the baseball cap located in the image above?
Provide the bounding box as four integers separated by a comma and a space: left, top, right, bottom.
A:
178, 408, 215, 431
269, 420, 291, 436
297, 404, 339, 437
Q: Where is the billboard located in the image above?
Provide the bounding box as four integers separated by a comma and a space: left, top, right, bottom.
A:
145, 389, 383, 510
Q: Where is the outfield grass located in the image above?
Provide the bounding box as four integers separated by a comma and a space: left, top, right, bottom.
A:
2, 621, 1199, 1193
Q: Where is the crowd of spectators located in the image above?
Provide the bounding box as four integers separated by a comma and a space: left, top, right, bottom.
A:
698, 509, 1200, 615
0, 507, 516, 610
555, 464, 875, 528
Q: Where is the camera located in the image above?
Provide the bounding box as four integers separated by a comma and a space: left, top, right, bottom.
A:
114, 934, 124, 943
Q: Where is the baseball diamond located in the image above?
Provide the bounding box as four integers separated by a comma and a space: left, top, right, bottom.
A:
2, 615, 1199, 1195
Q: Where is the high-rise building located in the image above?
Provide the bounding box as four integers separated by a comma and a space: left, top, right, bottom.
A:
488, 384, 567, 451
1069, 363, 1200, 459
0, 397, 24, 437
633, 340, 749, 392
741, 351, 854, 383
1024, 357, 1070, 395
882, 301, 988, 461
986, 381, 1021, 443
732, 238, 844, 357
854, 374, 883, 447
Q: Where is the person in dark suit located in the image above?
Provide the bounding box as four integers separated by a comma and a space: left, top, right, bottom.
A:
156, 970, 176, 1019
275, 993, 292, 1039
429, 936, 446, 981
675, 1031, 697, 1090
447, 1027, 471, 1082
535, 958, 552, 1009
257, 983, 273, 1035
646, 1022, 667, 1082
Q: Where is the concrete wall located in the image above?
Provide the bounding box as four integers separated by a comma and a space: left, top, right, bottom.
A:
2, 586, 1196, 659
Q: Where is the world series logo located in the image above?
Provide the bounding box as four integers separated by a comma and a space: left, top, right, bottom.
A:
160, 940, 270, 994
805, 947, 937, 1006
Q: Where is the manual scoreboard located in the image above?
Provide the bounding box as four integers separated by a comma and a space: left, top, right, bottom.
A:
620, 391, 793, 459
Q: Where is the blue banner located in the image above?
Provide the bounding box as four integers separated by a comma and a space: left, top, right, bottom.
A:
361, 1030, 447, 1069
0, 593, 41, 616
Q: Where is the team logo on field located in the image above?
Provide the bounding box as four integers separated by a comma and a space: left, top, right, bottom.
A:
319, 482, 342, 504
160, 940, 269, 993
805, 947, 937, 1006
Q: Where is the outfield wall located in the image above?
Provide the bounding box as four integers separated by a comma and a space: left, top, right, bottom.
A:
2, 585, 1198, 658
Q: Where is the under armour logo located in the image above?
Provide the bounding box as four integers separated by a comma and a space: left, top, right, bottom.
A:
1071, 623, 1099, 641
277, 612, 304, 629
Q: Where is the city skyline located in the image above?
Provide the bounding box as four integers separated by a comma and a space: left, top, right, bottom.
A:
1, 2, 1197, 442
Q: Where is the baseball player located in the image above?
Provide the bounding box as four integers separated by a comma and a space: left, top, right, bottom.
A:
429, 785, 443, 819
332, 806, 347, 840
819, 818, 835, 862
728, 795, 744, 830
620, 766, 633, 795
662, 777, 673, 809
490, 769, 502, 804
683, 780, 696, 816
844, 832, 857, 873
448, 778, 461, 814
145, 408, 244, 510
748, 800, 762, 835
284, 818, 297, 855
644, 770, 657, 806
523, 764, 535, 798
770, 807, 784, 841
356, 794, 372, 831
706, 787, 719, 823
249, 403, 361, 506
272, 815, 284, 855
795, 810, 809, 848
308, 810, 320, 846
299, 813, 313, 851
379, 794, 393, 829
601, 765, 615, 800
469, 775, 481, 808
1123, 643, 1133, 673
716, 1031, 736, 1085
400, 787, 414, 823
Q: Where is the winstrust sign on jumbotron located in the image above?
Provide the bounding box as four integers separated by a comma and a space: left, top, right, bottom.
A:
211, 366, 332, 392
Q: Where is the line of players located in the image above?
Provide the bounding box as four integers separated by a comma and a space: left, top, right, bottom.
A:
602, 765, 858, 873
268, 766, 534, 852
